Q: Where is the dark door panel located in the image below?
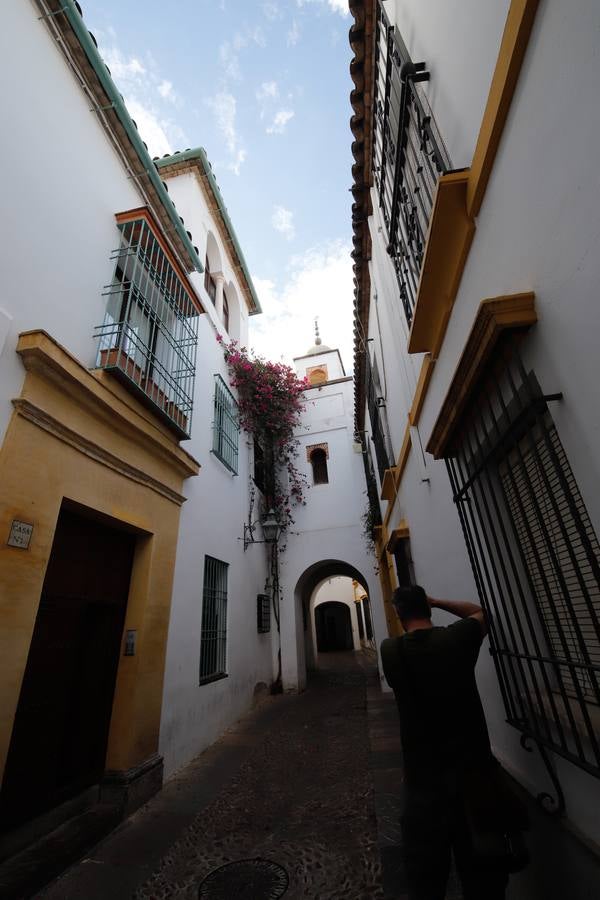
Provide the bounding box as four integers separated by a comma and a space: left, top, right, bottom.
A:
0, 507, 135, 829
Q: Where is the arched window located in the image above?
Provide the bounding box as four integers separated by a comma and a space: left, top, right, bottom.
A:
223, 292, 230, 333
204, 255, 216, 304
310, 447, 329, 485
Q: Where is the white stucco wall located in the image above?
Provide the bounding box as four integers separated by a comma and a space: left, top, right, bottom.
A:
154, 177, 273, 778
384, 0, 510, 167
0, 1, 273, 782
369, 0, 600, 853
0, 0, 142, 443
158, 171, 250, 348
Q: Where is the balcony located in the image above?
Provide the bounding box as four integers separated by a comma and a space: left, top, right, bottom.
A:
372, 2, 451, 328
95, 212, 201, 439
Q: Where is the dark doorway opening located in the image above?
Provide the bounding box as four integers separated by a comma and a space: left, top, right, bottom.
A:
0, 505, 135, 830
315, 602, 353, 652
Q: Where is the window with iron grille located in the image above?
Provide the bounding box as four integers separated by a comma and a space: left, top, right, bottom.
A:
361, 435, 383, 532
365, 352, 393, 484
257, 593, 271, 634
212, 375, 239, 474
372, 1, 451, 326
445, 337, 600, 778
199, 556, 228, 684
95, 213, 199, 438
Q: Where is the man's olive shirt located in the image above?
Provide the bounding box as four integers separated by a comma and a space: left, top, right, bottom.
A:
381, 618, 493, 783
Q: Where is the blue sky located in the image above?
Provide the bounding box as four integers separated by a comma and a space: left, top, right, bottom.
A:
83, 0, 355, 369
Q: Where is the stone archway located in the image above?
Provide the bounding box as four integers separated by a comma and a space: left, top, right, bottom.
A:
291, 559, 371, 690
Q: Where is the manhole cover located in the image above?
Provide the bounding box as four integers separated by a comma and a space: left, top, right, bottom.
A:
198, 858, 289, 899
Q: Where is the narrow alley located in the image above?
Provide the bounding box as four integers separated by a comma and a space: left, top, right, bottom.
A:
2, 1, 600, 897
34, 652, 391, 899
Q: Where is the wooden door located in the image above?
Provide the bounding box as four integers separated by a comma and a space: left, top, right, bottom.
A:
0, 507, 135, 829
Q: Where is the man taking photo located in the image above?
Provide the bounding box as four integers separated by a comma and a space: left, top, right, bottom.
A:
381, 585, 527, 900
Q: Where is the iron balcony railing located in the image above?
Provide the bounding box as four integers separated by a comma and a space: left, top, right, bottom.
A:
445, 336, 600, 788
372, 1, 451, 327
95, 216, 200, 438
213, 374, 239, 474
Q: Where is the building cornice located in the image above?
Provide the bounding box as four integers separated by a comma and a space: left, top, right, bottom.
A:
426, 293, 537, 459
349, 0, 377, 434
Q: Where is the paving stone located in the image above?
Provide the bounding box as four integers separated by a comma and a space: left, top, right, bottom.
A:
41, 652, 385, 900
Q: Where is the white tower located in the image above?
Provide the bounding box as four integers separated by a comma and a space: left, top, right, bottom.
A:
277, 325, 388, 690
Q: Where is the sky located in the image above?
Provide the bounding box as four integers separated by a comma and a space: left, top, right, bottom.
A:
83, 0, 356, 371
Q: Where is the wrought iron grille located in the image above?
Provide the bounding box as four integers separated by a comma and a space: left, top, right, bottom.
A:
445, 337, 600, 778
199, 556, 228, 684
213, 375, 239, 474
257, 593, 271, 634
95, 216, 199, 438
372, 1, 451, 326
360, 430, 383, 532
365, 352, 392, 484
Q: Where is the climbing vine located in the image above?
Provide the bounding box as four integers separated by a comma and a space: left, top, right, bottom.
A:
217, 337, 309, 538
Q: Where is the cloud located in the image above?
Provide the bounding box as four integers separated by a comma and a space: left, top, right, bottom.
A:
207, 91, 247, 175
262, 1, 280, 19
219, 26, 267, 81
102, 47, 146, 80
327, 0, 349, 13
296, 0, 349, 15
271, 206, 296, 240
287, 20, 301, 46
96, 40, 187, 157
256, 81, 279, 102
125, 99, 173, 156
250, 241, 354, 371
266, 109, 295, 134
157, 79, 176, 102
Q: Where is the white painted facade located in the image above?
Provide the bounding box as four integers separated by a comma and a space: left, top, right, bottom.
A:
0, 0, 141, 445
158, 169, 275, 778
0, 0, 274, 784
360, 0, 600, 883
276, 344, 387, 692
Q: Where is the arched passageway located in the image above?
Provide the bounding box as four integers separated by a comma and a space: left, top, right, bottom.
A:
315, 601, 353, 651
291, 559, 375, 689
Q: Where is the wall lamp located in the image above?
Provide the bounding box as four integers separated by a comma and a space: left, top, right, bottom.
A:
243, 509, 281, 551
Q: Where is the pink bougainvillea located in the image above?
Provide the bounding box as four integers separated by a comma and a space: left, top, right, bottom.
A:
218, 336, 309, 537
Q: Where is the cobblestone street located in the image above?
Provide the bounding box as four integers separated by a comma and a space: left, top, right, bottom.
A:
39, 651, 401, 899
